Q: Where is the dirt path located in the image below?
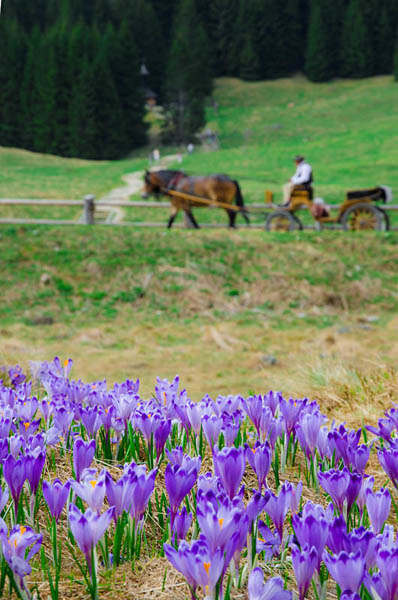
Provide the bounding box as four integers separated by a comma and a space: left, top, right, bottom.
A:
94, 154, 180, 223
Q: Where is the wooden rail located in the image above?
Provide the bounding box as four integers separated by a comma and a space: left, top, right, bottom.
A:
0, 196, 397, 229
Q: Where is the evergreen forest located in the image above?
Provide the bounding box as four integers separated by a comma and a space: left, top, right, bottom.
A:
1, 0, 397, 160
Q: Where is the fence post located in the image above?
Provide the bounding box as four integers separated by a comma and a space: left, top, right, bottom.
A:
84, 195, 95, 224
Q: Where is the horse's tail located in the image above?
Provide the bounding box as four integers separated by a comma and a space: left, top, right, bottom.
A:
233, 180, 250, 224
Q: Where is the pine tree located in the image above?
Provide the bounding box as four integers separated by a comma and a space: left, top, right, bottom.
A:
373, 4, 394, 74
394, 27, 398, 81
163, 0, 212, 143
0, 19, 27, 147
304, 0, 335, 82
30, 35, 58, 153
340, 0, 372, 78
239, 31, 260, 81
108, 22, 147, 154
123, 0, 165, 99
207, 0, 241, 76
283, 0, 304, 74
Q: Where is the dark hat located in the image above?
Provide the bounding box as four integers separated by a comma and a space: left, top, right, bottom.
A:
294, 155, 305, 162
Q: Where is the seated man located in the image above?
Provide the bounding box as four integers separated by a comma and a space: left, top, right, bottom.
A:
282, 155, 313, 206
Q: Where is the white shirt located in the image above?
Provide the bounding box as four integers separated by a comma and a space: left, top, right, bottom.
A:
291, 161, 312, 185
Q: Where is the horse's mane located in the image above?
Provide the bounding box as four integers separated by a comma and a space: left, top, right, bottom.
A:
147, 169, 184, 184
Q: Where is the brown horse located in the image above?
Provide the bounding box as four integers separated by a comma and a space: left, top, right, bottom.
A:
142, 169, 249, 229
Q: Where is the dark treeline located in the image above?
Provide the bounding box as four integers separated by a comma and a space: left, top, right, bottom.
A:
0, 0, 397, 159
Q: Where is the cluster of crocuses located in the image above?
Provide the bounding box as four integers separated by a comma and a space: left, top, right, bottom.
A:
0, 358, 397, 600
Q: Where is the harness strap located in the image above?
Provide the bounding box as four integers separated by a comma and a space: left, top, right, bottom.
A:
167, 172, 185, 190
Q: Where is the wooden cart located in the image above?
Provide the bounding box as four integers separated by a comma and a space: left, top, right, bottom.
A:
264, 187, 390, 231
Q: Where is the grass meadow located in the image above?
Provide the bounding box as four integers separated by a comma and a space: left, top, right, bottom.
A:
0, 74, 398, 410
0, 75, 398, 600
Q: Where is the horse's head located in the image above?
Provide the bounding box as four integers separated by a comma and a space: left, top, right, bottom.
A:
142, 170, 163, 198
142, 170, 185, 198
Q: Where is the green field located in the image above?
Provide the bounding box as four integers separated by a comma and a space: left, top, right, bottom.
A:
1, 75, 398, 205
1, 75, 398, 416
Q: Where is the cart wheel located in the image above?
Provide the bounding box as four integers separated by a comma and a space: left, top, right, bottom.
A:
341, 203, 386, 231
265, 211, 303, 232
380, 209, 390, 231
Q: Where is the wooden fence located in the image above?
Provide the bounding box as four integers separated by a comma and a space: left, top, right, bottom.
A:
0, 196, 397, 229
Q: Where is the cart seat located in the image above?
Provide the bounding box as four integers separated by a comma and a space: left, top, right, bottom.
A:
346, 187, 384, 202
291, 185, 314, 201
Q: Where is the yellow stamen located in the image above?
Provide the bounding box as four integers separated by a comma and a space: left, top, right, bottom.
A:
252, 447, 256, 453
24, 422, 30, 431
64, 359, 69, 368
90, 480, 97, 488
20, 526, 26, 535
148, 413, 151, 418
163, 392, 167, 406
92, 384, 96, 389
203, 562, 211, 575
218, 518, 224, 528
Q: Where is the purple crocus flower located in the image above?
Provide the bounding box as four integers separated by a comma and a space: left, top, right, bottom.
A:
292, 509, 329, 571
323, 550, 366, 593
3, 454, 26, 513
18, 418, 41, 441
202, 414, 223, 447
345, 469, 362, 514
375, 547, 398, 600
296, 411, 326, 459
164, 536, 224, 599
42, 479, 71, 522
248, 567, 292, 600
257, 520, 281, 560
171, 506, 192, 542
378, 446, 398, 489
73, 437, 96, 482
197, 473, 223, 498
68, 503, 115, 572
186, 400, 211, 435
53, 406, 74, 438
279, 397, 307, 438
318, 468, 350, 513
0, 484, 9, 513
264, 481, 292, 542
245, 442, 271, 491
71, 470, 106, 512
196, 497, 244, 554
344, 527, 379, 570
347, 444, 370, 473
105, 471, 134, 520
81, 406, 104, 438
291, 544, 318, 600
327, 515, 348, 554
212, 445, 245, 500
153, 417, 171, 460
247, 491, 270, 530
222, 412, 241, 446
290, 481, 303, 514
0, 438, 9, 462
0, 525, 42, 591
366, 418, 395, 442
356, 475, 374, 515
25, 449, 46, 495
165, 463, 198, 525
129, 466, 157, 525
366, 487, 391, 534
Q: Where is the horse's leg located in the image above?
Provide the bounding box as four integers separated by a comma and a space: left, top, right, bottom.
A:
227, 209, 237, 228
167, 206, 178, 228
186, 209, 200, 229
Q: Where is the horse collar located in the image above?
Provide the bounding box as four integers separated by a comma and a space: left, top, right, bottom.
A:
168, 172, 184, 189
